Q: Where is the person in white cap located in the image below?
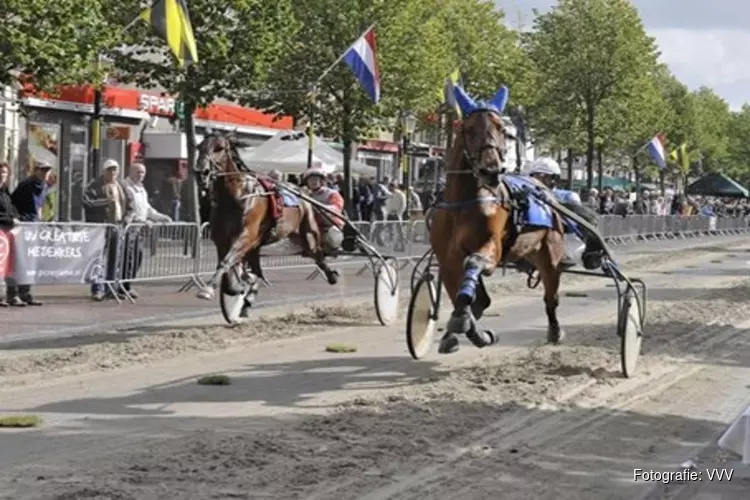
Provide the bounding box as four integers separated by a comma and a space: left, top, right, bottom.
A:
82, 159, 129, 301
268, 169, 282, 182
301, 167, 345, 252
524, 156, 603, 269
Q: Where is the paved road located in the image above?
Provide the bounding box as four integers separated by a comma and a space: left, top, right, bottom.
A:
0, 234, 745, 346
0, 235, 748, 499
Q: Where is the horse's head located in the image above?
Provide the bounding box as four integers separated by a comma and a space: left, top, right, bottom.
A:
195, 130, 255, 189
195, 130, 233, 188
452, 84, 510, 189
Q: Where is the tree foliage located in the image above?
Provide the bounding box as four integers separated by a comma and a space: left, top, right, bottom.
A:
0, 0, 116, 89
107, 0, 298, 108
525, 0, 660, 188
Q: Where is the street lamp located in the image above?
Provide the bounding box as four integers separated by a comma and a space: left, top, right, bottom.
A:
401, 111, 417, 216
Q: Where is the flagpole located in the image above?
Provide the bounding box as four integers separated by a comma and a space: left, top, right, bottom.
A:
306, 23, 376, 170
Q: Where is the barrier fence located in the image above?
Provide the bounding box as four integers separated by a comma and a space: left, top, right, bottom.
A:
0, 214, 747, 300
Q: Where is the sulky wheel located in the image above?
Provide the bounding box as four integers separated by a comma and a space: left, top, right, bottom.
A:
406, 275, 440, 360
618, 290, 643, 378
374, 257, 400, 326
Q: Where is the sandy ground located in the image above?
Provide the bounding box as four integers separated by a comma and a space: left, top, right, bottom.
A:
1, 240, 750, 499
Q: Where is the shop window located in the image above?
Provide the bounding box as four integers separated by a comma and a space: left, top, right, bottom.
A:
24, 122, 60, 221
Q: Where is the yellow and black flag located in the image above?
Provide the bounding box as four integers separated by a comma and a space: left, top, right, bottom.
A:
436, 69, 462, 118
141, 0, 199, 67
670, 142, 691, 173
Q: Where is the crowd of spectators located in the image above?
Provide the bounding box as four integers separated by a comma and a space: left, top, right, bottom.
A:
580, 187, 749, 218
0, 158, 172, 306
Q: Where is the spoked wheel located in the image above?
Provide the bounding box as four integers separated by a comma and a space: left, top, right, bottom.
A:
219, 266, 252, 326
619, 290, 643, 378
374, 257, 400, 326
406, 275, 439, 360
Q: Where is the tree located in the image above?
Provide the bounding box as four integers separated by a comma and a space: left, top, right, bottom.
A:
440, 0, 535, 106
725, 105, 750, 184
108, 0, 297, 109
525, 0, 660, 189
259, 0, 457, 205
0, 0, 116, 89
690, 86, 731, 172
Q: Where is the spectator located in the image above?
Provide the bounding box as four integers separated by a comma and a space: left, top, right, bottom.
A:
370, 177, 391, 245
7, 160, 52, 306
407, 186, 422, 217
121, 162, 171, 299
358, 177, 374, 222
385, 182, 407, 251
82, 159, 130, 301
0, 162, 20, 307
268, 169, 282, 182
163, 174, 183, 221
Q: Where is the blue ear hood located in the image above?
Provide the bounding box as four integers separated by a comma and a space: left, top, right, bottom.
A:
452, 84, 510, 116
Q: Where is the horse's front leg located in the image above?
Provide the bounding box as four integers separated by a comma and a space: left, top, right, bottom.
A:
239, 249, 262, 317
440, 240, 501, 353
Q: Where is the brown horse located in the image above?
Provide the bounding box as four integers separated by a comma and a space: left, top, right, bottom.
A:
194, 131, 338, 317
430, 85, 567, 354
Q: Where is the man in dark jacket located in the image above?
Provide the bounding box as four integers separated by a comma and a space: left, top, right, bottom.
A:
0, 162, 19, 307
7, 160, 52, 306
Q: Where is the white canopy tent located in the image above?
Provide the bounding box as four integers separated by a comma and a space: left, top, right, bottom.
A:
237, 130, 377, 176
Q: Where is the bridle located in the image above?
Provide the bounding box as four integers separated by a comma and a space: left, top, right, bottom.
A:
196, 135, 269, 205
197, 135, 253, 188
447, 110, 508, 192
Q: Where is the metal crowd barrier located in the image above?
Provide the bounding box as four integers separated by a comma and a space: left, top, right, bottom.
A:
5, 215, 748, 298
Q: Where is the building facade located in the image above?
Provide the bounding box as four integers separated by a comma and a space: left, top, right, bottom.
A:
10, 84, 293, 222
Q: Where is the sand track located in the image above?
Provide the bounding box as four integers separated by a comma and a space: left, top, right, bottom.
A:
1, 241, 750, 499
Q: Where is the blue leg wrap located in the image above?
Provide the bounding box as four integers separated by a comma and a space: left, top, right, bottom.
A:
457, 264, 481, 303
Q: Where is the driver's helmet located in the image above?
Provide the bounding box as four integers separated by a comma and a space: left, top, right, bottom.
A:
524, 157, 561, 177
301, 167, 326, 184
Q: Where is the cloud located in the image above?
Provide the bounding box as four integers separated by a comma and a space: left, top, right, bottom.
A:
495, 0, 749, 108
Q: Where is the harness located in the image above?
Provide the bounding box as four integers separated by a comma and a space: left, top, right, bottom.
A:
201, 144, 284, 213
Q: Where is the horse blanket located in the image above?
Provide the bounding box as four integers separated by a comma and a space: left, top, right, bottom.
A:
256, 177, 300, 220
502, 174, 582, 237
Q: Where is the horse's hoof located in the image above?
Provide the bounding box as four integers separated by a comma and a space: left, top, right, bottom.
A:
467, 328, 497, 348
326, 270, 339, 285
196, 289, 214, 300
547, 327, 565, 345
446, 312, 472, 335
438, 333, 460, 354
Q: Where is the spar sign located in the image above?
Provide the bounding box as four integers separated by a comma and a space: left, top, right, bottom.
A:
1, 224, 107, 284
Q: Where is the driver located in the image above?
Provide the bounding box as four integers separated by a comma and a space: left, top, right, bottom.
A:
524, 157, 604, 270
301, 167, 345, 252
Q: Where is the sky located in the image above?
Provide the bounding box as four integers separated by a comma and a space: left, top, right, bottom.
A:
495, 0, 748, 110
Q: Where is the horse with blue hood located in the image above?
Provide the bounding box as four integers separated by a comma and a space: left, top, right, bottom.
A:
429, 83, 569, 354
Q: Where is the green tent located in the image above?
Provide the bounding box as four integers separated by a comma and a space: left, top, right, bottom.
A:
686, 172, 749, 198
572, 175, 633, 190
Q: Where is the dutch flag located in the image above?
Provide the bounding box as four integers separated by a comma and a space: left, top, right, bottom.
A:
647, 134, 666, 169
343, 27, 381, 104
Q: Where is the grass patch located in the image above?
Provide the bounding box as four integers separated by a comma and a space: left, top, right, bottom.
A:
0, 414, 42, 428
564, 292, 589, 298
710, 260, 723, 264
325, 343, 357, 353
197, 374, 232, 386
